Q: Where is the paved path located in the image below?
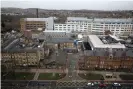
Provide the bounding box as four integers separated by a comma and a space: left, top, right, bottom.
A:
59, 53, 84, 81
15, 69, 67, 73
78, 70, 133, 75
33, 70, 40, 80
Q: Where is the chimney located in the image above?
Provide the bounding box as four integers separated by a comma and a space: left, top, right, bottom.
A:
36, 8, 38, 18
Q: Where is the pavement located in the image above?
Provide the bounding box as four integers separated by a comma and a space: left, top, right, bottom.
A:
33, 70, 40, 80
15, 69, 66, 73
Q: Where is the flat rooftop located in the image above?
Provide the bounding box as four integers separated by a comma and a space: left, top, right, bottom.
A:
88, 35, 126, 49
46, 37, 73, 43
67, 17, 133, 23
2, 37, 44, 52
109, 34, 123, 41
24, 17, 54, 21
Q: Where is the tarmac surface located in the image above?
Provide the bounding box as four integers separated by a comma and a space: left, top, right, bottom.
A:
1, 80, 133, 89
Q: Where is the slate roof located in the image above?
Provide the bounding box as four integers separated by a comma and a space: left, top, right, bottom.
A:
84, 48, 133, 57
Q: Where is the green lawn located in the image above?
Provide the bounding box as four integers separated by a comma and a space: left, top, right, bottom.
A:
119, 74, 133, 80
38, 73, 66, 80
2, 72, 35, 80
14, 72, 35, 80
78, 73, 104, 80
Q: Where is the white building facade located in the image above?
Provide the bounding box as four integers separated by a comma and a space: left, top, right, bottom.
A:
54, 24, 78, 32
91, 18, 133, 36
59, 17, 133, 36
66, 17, 92, 33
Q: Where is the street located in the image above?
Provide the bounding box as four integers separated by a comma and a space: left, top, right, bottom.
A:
1, 80, 133, 89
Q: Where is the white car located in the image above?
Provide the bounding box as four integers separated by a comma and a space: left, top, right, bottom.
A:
94, 81, 100, 84
113, 83, 121, 87
87, 82, 94, 86
69, 76, 72, 78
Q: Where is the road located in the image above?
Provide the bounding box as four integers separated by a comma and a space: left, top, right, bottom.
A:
2, 80, 133, 89
1, 80, 56, 89
60, 51, 83, 81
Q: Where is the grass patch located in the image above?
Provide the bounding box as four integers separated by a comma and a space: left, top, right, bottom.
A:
119, 74, 133, 80
79, 73, 104, 80
38, 73, 66, 80
2, 72, 35, 80
14, 72, 35, 80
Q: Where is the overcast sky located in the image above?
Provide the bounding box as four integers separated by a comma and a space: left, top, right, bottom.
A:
1, 0, 133, 10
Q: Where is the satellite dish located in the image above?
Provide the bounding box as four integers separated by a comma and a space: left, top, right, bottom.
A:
78, 34, 83, 39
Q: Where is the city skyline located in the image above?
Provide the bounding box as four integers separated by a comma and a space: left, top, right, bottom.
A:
1, 0, 133, 10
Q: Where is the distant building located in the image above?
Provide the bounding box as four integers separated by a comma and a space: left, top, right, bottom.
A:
20, 17, 133, 37
20, 17, 54, 32
66, 17, 133, 36
91, 18, 133, 36
2, 12, 24, 16
66, 17, 92, 33
54, 24, 77, 32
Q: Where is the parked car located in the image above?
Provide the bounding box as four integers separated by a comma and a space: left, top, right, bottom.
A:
99, 83, 106, 87
94, 81, 100, 84
87, 82, 94, 86
112, 83, 121, 87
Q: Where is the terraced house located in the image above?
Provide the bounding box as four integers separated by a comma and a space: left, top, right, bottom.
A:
1, 36, 47, 67
79, 49, 133, 71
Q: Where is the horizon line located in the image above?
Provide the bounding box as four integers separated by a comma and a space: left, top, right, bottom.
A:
2, 7, 133, 11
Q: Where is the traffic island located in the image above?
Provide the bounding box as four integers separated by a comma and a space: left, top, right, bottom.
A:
78, 73, 104, 80
119, 74, 133, 80
2, 72, 35, 80
38, 73, 66, 80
